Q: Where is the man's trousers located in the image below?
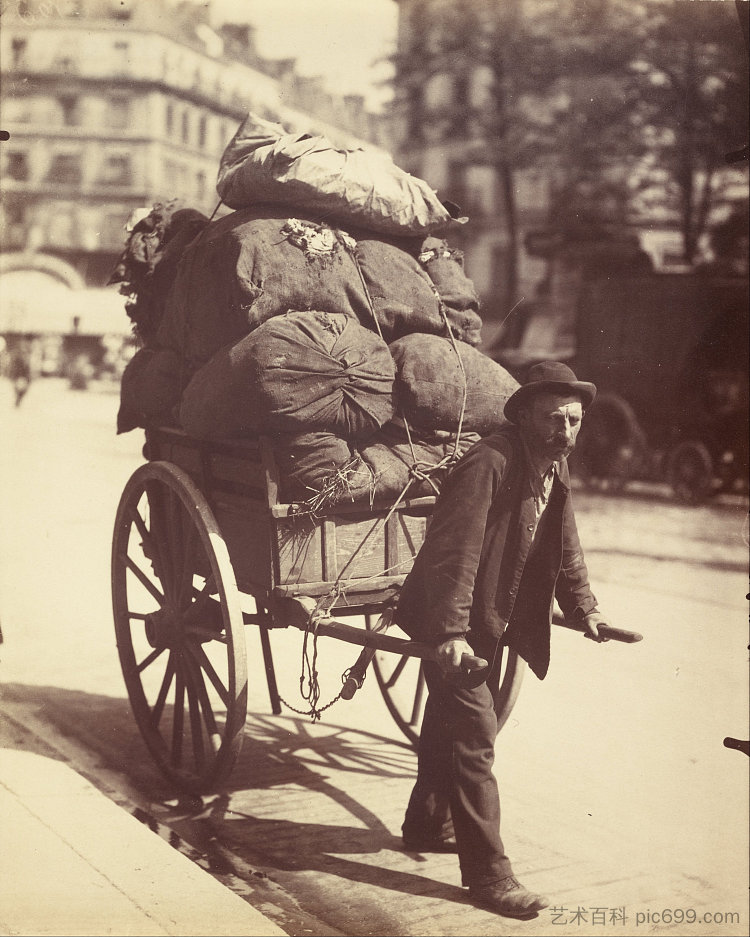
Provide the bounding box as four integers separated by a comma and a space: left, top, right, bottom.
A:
401, 634, 514, 887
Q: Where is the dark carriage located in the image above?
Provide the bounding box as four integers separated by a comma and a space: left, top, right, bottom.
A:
570, 273, 749, 503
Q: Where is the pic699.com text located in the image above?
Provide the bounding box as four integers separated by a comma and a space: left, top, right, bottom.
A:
546, 907, 742, 927
635, 909, 741, 926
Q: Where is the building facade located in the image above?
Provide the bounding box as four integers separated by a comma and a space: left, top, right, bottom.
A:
0, 0, 388, 293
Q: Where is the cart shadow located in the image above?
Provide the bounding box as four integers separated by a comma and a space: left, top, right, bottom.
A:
156, 712, 464, 899
1, 683, 471, 907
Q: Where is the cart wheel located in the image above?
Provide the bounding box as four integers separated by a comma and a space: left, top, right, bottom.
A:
572, 393, 646, 493
667, 440, 715, 505
366, 616, 525, 748
112, 461, 247, 793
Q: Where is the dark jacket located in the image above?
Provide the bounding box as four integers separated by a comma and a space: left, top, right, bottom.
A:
395, 426, 597, 679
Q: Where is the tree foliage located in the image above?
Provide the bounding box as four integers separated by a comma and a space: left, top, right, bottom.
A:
393, 0, 749, 303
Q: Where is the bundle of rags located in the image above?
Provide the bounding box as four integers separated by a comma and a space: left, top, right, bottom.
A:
109, 199, 209, 346
216, 111, 466, 237
154, 208, 483, 376
180, 322, 519, 509
179, 310, 395, 441
118, 111, 518, 512
111, 200, 209, 433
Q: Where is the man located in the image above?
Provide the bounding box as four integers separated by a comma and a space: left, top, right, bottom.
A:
8, 340, 32, 408
395, 360, 611, 919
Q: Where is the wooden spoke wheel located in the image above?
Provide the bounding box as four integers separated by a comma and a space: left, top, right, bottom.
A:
572, 393, 646, 493
667, 440, 716, 505
111, 462, 248, 793
365, 615, 525, 748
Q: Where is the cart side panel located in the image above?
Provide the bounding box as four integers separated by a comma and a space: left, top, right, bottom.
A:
144, 427, 436, 606
211, 493, 274, 594
273, 504, 432, 600
276, 514, 324, 587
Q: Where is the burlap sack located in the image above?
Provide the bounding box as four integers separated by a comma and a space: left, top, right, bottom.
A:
272, 423, 480, 508
179, 311, 395, 441
117, 347, 186, 433
351, 234, 443, 341
389, 333, 520, 434
418, 237, 483, 346
109, 204, 209, 346
178, 340, 260, 439
271, 432, 372, 505
156, 208, 369, 371
250, 311, 395, 437
357, 422, 481, 503
156, 208, 484, 370
216, 112, 463, 237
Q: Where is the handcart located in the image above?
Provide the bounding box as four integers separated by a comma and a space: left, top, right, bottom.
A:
111, 426, 641, 794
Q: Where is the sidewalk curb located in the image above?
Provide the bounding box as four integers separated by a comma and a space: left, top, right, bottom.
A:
1, 729, 287, 937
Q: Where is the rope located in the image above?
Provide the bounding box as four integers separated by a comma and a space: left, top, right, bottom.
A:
278, 239, 473, 721
345, 239, 385, 341
436, 297, 469, 461
277, 605, 343, 721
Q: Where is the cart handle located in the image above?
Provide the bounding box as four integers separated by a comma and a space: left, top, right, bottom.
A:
341, 642, 486, 700
553, 616, 643, 643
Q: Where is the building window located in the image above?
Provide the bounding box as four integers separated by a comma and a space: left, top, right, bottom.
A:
198, 114, 207, 148
113, 40, 129, 74
407, 86, 424, 142
99, 154, 132, 186
454, 74, 469, 109
181, 110, 190, 145
5, 202, 25, 224
1, 201, 26, 249
48, 153, 82, 184
492, 245, 509, 293
59, 95, 80, 126
166, 103, 174, 136
107, 96, 131, 129
164, 160, 181, 192
6, 152, 29, 181
11, 38, 28, 68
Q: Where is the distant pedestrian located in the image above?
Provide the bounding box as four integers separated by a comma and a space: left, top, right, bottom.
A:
8, 341, 32, 407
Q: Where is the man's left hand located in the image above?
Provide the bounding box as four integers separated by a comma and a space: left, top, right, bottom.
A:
582, 610, 611, 642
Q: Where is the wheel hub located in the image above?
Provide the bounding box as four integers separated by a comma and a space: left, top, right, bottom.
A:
144, 606, 184, 649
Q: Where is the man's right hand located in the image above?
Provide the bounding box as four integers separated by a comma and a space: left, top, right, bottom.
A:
434, 637, 474, 675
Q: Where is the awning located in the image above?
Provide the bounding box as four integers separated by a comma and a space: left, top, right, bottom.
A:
0, 272, 133, 336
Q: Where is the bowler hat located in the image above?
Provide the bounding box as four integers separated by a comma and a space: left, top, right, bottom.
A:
504, 360, 596, 423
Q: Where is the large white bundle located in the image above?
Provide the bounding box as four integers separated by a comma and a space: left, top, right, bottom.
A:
216, 113, 465, 237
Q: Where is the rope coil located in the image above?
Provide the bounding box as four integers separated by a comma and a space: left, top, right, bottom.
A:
282, 299, 471, 720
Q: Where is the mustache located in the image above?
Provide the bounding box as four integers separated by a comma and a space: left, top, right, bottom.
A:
549, 439, 575, 455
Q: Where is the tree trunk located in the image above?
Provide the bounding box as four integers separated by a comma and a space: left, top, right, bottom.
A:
498, 159, 519, 322
679, 36, 698, 263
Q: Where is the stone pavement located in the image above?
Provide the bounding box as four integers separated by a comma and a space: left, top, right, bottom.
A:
0, 727, 286, 937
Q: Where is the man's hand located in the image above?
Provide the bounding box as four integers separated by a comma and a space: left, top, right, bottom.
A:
582, 610, 611, 643
435, 637, 474, 674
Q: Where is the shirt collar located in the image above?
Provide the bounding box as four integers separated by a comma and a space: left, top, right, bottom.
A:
521, 435, 557, 483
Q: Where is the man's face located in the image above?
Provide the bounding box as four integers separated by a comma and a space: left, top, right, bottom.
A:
519, 392, 584, 463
